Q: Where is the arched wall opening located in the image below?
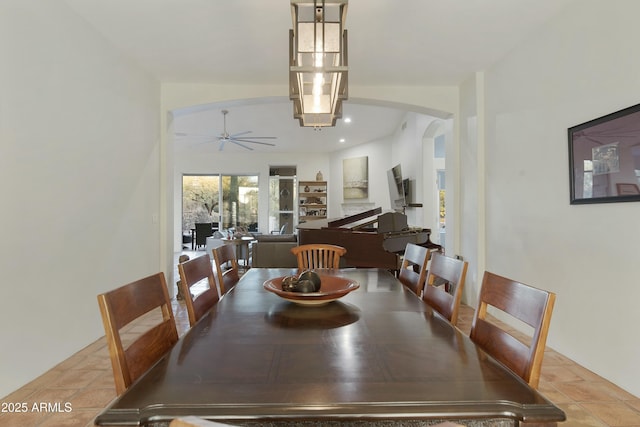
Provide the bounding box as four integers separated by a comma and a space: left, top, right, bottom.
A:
422, 120, 447, 247
162, 92, 458, 289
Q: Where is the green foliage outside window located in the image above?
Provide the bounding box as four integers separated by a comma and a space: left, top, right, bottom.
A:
182, 175, 258, 231
439, 190, 446, 225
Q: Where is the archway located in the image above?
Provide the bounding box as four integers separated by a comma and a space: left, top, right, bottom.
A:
164, 95, 456, 289
422, 120, 446, 247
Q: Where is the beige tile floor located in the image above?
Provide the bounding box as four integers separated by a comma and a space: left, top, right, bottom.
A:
1, 254, 639, 426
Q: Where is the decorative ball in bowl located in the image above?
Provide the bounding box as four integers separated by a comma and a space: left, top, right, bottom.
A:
263, 271, 359, 306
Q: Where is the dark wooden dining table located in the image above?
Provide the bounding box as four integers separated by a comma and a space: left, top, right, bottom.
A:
95, 268, 565, 426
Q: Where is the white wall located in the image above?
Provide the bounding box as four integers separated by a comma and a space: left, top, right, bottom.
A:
460, 0, 640, 396
0, 1, 161, 397
458, 75, 483, 305
328, 136, 393, 214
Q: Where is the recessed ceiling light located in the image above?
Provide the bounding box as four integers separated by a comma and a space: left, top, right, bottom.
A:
343, 117, 352, 123
339, 138, 346, 143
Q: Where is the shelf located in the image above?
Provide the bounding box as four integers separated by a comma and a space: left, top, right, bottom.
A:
300, 180, 327, 185
299, 180, 328, 224
300, 192, 327, 197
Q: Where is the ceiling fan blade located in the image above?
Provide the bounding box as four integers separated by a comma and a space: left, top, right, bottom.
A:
229, 140, 254, 150
231, 138, 276, 146
219, 139, 226, 151
229, 131, 252, 138
175, 132, 217, 138
175, 135, 218, 146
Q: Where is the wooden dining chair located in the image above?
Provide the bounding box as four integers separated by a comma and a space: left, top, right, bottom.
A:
398, 243, 431, 296
469, 271, 556, 389
291, 243, 346, 270
178, 254, 220, 326
422, 253, 468, 326
212, 244, 240, 294
97, 272, 178, 395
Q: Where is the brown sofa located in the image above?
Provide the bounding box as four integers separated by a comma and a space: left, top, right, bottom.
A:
250, 234, 298, 268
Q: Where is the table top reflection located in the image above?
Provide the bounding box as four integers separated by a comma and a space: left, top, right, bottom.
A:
95, 268, 564, 426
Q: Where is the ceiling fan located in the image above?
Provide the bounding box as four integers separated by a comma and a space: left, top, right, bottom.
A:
176, 109, 277, 151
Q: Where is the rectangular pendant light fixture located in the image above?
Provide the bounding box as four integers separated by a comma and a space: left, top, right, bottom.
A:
290, 0, 348, 128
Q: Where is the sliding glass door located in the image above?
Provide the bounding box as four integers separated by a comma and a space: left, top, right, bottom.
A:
182, 174, 259, 235
221, 175, 259, 231
182, 175, 220, 232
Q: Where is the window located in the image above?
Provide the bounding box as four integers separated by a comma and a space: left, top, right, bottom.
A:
582, 160, 593, 199
434, 136, 446, 159
182, 174, 259, 233
222, 175, 259, 231
435, 134, 446, 247
182, 175, 220, 232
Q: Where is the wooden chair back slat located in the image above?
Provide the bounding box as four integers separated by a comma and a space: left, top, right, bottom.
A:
291, 244, 346, 270
470, 271, 556, 388
422, 253, 468, 325
101, 273, 170, 330
178, 254, 220, 326
398, 243, 431, 296
97, 272, 178, 395
212, 244, 240, 294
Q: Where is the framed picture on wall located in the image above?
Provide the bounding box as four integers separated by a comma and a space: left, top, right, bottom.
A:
568, 103, 640, 204
343, 156, 369, 200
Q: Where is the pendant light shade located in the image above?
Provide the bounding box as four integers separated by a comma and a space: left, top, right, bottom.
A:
290, 0, 348, 128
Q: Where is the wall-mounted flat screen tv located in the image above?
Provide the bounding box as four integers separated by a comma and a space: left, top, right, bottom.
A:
387, 164, 406, 211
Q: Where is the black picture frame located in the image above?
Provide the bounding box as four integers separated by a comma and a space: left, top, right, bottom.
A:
568, 103, 640, 204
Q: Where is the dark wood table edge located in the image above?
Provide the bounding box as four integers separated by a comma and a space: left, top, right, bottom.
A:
96, 400, 565, 425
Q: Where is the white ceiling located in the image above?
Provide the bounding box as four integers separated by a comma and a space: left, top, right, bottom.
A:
64, 0, 576, 152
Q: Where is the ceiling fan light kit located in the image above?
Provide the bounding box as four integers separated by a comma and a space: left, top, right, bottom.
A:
290, 0, 348, 128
